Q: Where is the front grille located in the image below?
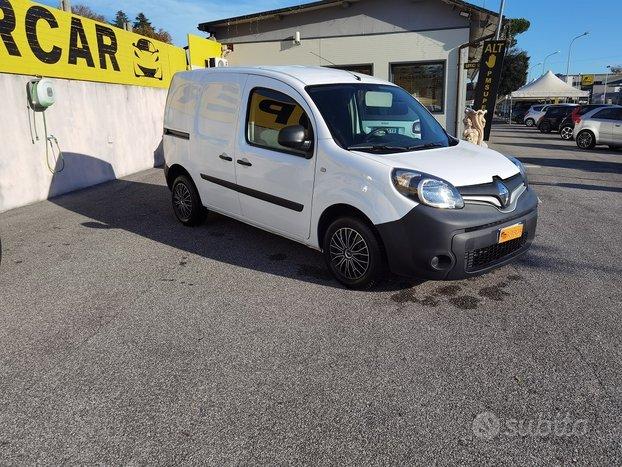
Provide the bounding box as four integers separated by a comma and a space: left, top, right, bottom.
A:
464, 234, 528, 272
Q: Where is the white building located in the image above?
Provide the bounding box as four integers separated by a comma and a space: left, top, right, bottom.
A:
198, 0, 502, 136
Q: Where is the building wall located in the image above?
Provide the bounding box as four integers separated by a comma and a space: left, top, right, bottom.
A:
223, 28, 469, 134
0, 73, 166, 213
210, 0, 470, 43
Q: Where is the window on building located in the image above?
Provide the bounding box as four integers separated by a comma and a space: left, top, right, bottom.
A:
390, 62, 445, 113
246, 87, 313, 156
327, 64, 373, 76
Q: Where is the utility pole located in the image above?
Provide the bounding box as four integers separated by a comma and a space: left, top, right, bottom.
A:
495, 0, 506, 40
566, 32, 589, 79
59, 0, 71, 12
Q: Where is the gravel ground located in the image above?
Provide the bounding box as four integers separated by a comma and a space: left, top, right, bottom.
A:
0, 123, 621, 464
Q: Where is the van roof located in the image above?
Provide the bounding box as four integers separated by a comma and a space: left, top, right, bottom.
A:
177, 66, 389, 87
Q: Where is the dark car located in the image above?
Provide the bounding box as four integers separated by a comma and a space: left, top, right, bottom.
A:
538, 105, 578, 133
558, 104, 614, 140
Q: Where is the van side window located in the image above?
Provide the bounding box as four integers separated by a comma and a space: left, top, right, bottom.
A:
246, 87, 313, 155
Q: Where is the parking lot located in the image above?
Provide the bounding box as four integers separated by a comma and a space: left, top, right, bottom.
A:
0, 123, 621, 463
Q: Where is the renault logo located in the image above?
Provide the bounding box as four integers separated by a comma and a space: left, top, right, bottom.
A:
495, 180, 510, 207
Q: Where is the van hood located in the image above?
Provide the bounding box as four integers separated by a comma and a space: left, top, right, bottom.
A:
353, 140, 519, 187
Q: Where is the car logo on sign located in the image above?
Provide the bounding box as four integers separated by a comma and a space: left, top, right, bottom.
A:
495, 180, 510, 207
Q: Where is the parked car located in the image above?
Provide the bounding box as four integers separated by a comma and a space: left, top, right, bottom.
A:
538, 104, 579, 133
559, 104, 613, 140
574, 105, 622, 149
163, 67, 538, 289
523, 104, 550, 127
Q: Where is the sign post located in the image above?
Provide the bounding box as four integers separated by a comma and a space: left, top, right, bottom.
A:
473, 39, 507, 140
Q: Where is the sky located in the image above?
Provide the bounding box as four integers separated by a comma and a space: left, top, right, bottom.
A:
39, 0, 622, 76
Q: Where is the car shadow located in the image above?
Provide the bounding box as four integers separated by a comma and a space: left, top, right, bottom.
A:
47, 153, 418, 291
515, 156, 622, 175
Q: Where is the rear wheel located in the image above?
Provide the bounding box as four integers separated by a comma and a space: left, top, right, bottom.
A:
576, 130, 596, 149
171, 175, 206, 226
560, 125, 574, 140
539, 121, 551, 133
323, 217, 384, 290
525, 118, 535, 127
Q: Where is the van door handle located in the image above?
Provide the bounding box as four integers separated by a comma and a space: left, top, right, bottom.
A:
219, 153, 232, 161
237, 158, 252, 167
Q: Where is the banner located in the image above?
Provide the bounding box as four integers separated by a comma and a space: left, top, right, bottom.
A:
473, 39, 507, 140
0, 0, 220, 88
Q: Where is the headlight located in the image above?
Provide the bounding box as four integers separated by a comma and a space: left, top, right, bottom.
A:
508, 156, 528, 185
392, 169, 464, 209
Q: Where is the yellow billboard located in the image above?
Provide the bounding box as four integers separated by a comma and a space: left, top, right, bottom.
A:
0, 0, 190, 88
581, 74, 594, 86
188, 34, 222, 69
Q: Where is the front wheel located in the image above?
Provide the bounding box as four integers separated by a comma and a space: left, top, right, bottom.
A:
323, 217, 384, 289
560, 125, 574, 140
171, 175, 206, 226
576, 130, 595, 149
525, 118, 535, 127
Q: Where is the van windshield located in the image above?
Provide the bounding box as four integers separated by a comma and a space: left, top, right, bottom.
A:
305, 83, 451, 153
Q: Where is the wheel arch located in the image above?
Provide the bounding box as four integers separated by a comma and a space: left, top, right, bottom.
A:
317, 203, 386, 254
165, 163, 192, 190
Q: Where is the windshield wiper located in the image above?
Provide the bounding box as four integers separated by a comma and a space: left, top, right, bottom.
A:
347, 143, 410, 152
404, 142, 445, 151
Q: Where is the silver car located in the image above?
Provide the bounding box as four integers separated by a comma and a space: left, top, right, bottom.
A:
573, 105, 622, 149
523, 104, 550, 127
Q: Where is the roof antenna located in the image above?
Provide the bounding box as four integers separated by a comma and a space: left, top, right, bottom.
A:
309, 52, 361, 81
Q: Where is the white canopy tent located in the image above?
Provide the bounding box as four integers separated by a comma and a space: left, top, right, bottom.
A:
511, 71, 589, 99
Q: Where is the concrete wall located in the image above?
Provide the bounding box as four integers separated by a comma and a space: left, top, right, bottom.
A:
210, 0, 470, 42
0, 73, 166, 212
223, 28, 469, 134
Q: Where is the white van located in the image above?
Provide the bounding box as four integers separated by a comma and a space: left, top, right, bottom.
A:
163, 66, 537, 289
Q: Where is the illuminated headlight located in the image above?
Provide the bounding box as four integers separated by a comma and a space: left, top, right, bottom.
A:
508, 156, 528, 185
392, 169, 464, 209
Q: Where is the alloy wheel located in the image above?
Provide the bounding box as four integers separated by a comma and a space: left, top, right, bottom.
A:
173, 182, 193, 221
560, 126, 573, 140
329, 227, 370, 281
577, 132, 592, 149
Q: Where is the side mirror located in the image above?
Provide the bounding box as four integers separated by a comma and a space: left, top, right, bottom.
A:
278, 125, 313, 156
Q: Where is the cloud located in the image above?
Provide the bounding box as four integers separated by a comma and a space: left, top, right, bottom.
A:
39, 0, 296, 46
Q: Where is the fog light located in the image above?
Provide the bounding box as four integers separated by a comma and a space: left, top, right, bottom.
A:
431, 255, 452, 271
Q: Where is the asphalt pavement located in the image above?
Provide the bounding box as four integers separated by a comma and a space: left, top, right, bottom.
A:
0, 123, 621, 464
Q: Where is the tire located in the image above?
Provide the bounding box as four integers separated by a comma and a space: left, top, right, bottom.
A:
323, 217, 384, 290
539, 122, 551, 133
560, 125, 574, 140
576, 130, 596, 150
171, 175, 206, 226
525, 118, 535, 127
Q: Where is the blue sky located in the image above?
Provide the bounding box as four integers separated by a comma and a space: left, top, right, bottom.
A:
39, 0, 621, 75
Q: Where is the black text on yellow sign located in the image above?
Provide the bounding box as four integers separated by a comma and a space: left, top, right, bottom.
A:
0, 0, 189, 88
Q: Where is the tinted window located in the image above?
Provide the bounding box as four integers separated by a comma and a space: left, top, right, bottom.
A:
593, 108, 620, 119
390, 62, 445, 113
246, 87, 313, 156
533, 106, 543, 111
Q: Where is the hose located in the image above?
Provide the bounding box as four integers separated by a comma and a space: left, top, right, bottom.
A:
42, 111, 64, 173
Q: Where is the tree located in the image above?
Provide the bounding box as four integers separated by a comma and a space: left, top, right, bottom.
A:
133, 13, 173, 44
113, 10, 130, 29
498, 18, 531, 96
71, 4, 106, 23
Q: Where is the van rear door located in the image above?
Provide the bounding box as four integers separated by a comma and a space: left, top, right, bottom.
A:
193, 72, 247, 216
234, 76, 317, 241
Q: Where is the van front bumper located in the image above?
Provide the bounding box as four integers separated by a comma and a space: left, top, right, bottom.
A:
375, 188, 538, 280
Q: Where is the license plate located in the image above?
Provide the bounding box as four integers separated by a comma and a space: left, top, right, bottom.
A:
498, 223, 524, 244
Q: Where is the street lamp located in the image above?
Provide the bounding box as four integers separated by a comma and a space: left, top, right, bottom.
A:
565, 32, 589, 78
603, 65, 612, 103
542, 51, 560, 75
528, 62, 542, 81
